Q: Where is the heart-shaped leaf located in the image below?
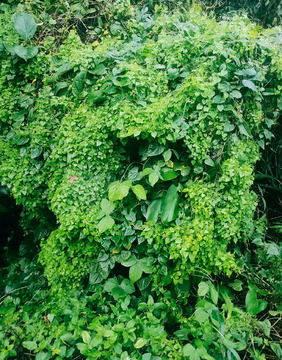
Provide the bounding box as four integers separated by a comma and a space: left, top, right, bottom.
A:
14, 45, 38, 61
14, 13, 37, 41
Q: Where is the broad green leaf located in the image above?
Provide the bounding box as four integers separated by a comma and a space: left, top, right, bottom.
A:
128, 167, 141, 181
72, 71, 87, 97
47, 314, 54, 323
243, 68, 256, 76
14, 13, 37, 41
132, 184, 147, 200
120, 279, 135, 294
181, 167, 191, 176
98, 215, 115, 233
175, 279, 190, 295
194, 308, 209, 323
57, 63, 73, 76
267, 243, 280, 256
149, 171, 159, 186
121, 254, 137, 267
140, 257, 155, 273
230, 90, 242, 98
14, 45, 38, 61
55, 82, 68, 95
183, 344, 200, 360
104, 330, 114, 337
146, 198, 162, 223
142, 354, 152, 360
264, 129, 274, 140
174, 329, 189, 340
270, 343, 282, 359
108, 180, 132, 201
198, 282, 209, 296
141, 168, 154, 177
111, 286, 126, 298
104, 278, 119, 292
161, 169, 179, 181
246, 289, 268, 315
224, 123, 235, 132
90, 336, 102, 348
229, 279, 243, 291
20, 147, 27, 157
161, 185, 179, 224
204, 158, 214, 167
137, 277, 151, 291
134, 338, 148, 348
213, 95, 224, 104
76, 343, 88, 354
210, 287, 218, 305
130, 261, 143, 282
238, 124, 251, 137
81, 331, 91, 345
93, 63, 107, 75
60, 333, 75, 344
141, 143, 165, 160
35, 353, 50, 360
242, 79, 257, 92
257, 319, 271, 337
23, 341, 37, 350
87, 89, 104, 103
163, 149, 172, 161
31, 147, 42, 159
100, 199, 115, 215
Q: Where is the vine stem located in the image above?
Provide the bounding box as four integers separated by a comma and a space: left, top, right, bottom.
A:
0, 286, 29, 305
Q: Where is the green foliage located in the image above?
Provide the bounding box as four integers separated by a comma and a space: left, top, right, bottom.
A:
199, 0, 282, 27
1, 1, 282, 359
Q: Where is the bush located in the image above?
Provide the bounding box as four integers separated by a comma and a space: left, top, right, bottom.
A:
1, 2, 282, 360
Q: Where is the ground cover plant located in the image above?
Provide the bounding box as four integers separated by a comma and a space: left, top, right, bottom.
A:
1, 1, 282, 359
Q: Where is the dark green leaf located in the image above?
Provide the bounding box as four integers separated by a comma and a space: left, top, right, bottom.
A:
72, 71, 87, 97
146, 198, 162, 223
31, 147, 42, 159
161, 169, 179, 181
246, 289, 268, 315
174, 329, 189, 340
161, 185, 179, 224
137, 277, 151, 291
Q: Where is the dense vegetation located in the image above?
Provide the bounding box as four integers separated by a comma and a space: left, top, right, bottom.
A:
1, 1, 282, 359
